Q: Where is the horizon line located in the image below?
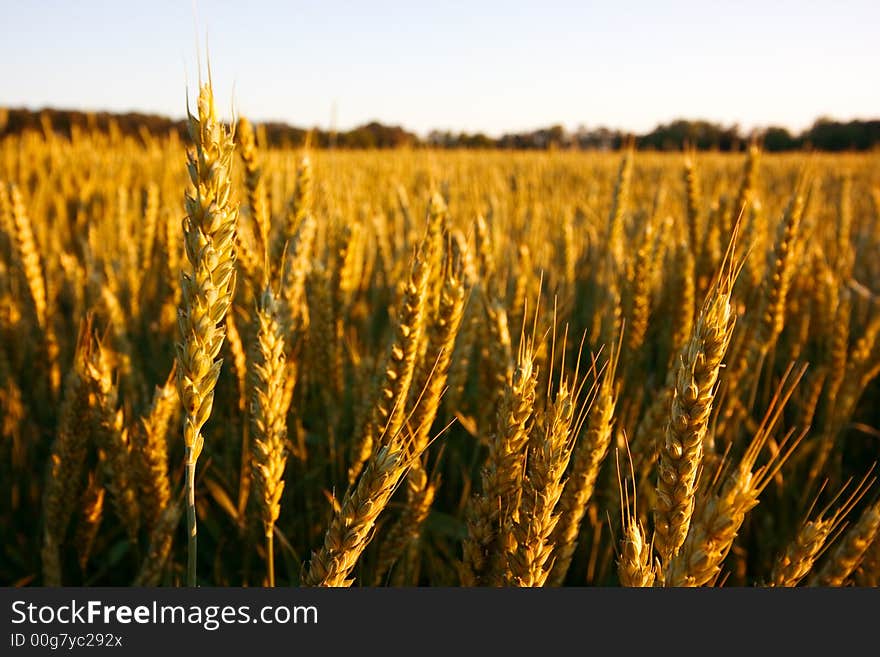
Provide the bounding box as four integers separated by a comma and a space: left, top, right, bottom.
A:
5, 103, 878, 141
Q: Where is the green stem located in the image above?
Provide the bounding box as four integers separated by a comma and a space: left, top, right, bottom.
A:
267, 528, 275, 587
186, 456, 197, 587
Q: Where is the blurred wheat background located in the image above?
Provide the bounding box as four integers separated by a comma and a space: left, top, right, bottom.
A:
1, 80, 878, 587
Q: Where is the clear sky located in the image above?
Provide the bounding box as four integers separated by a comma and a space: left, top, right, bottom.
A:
2, 1, 878, 137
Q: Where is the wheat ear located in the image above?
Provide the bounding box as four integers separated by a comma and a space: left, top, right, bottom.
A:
249, 285, 289, 586
304, 444, 414, 586
665, 366, 805, 586
461, 336, 538, 585
653, 234, 737, 568
809, 500, 880, 587
548, 347, 618, 586
507, 377, 578, 586
770, 475, 872, 587
41, 323, 94, 585
175, 81, 239, 586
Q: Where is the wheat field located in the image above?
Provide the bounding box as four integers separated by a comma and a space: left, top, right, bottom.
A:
1, 82, 879, 588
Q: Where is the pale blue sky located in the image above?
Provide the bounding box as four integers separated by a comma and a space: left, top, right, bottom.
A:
2, 1, 878, 136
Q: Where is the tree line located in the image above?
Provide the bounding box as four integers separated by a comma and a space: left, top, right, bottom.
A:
2, 107, 878, 151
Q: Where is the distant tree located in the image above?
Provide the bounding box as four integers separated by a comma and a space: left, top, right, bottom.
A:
639, 119, 742, 151
805, 118, 880, 151
458, 132, 493, 149
2, 107, 879, 152
762, 126, 800, 151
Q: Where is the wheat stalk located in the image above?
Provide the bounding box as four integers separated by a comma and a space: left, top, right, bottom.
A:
175, 80, 239, 586
653, 237, 737, 569
249, 285, 289, 586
